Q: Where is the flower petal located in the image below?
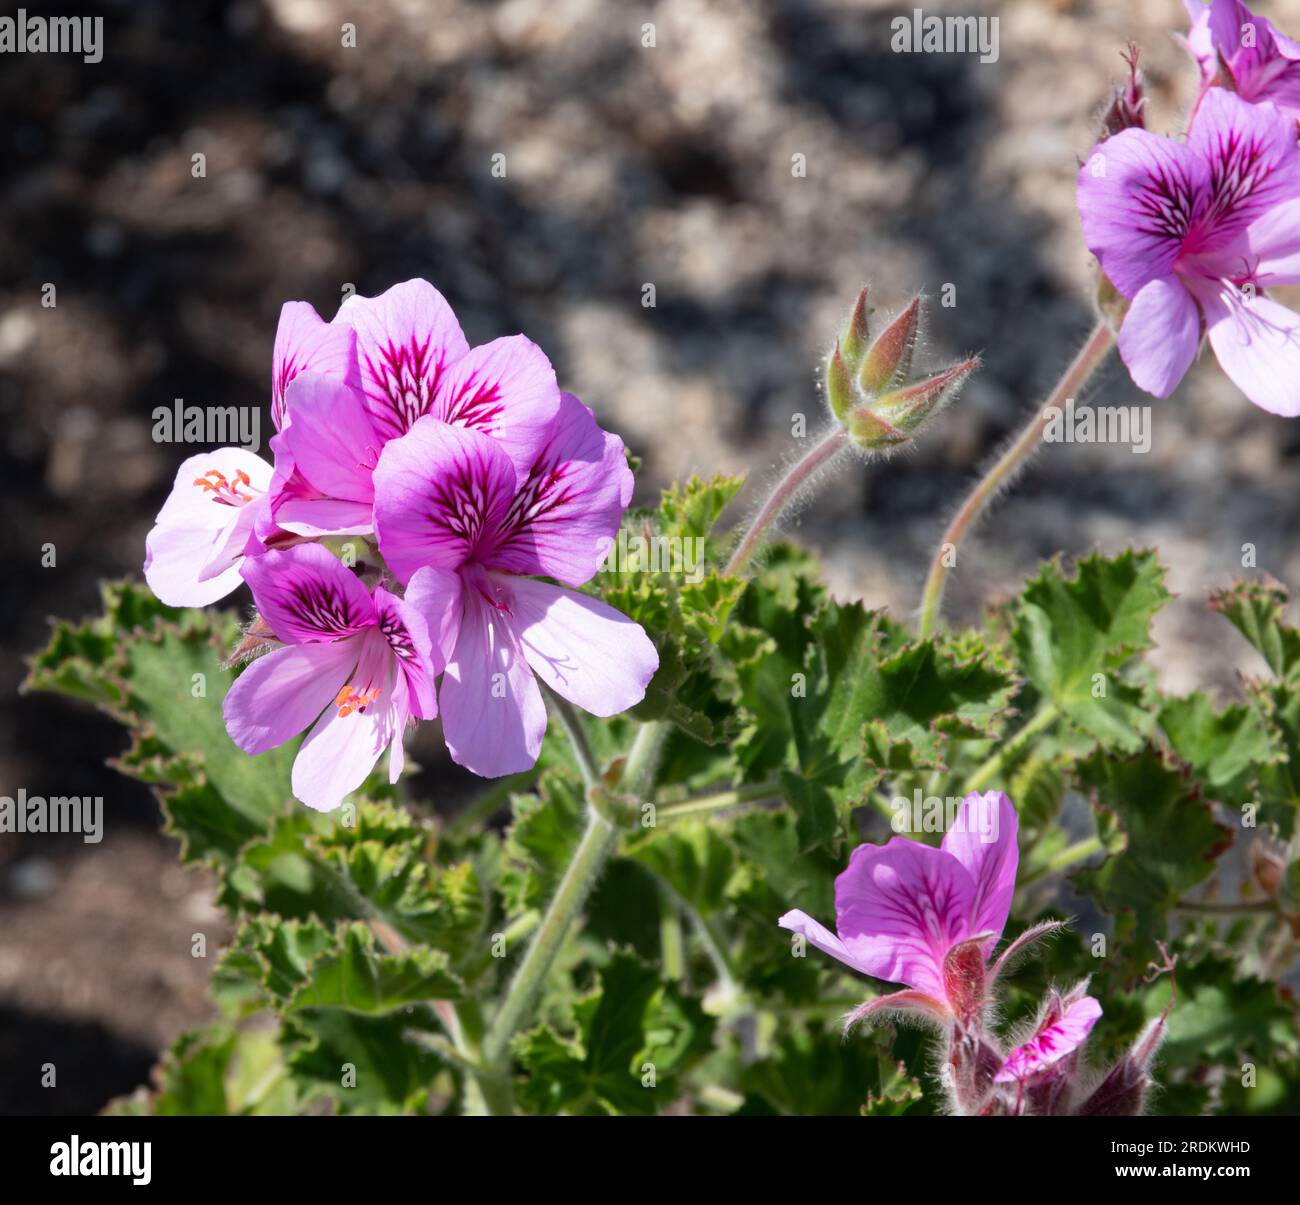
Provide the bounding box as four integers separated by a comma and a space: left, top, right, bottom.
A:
279, 373, 380, 505
240, 543, 377, 644
272, 300, 359, 431
777, 909, 874, 976
505, 576, 658, 717
223, 640, 357, 755
292, 654, 398, 812
834, 837, 976, 999
996, 995, 1103, 1083
1186, 89, 1300, 249
372, 418, 517, 583
479, 392, 634, 587
1077, 128, 1207, 298
405, 566, 465, 671
439, 586, 546, 778
1118, 275, 1203, 398
940, 791, 1019, 948
374, 584, 438, 720
431, 335, 563, 480
1198, 281, 1300, 415
335, 279, 470, 442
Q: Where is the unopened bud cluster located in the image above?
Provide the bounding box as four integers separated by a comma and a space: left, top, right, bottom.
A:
826, 288, 979, 452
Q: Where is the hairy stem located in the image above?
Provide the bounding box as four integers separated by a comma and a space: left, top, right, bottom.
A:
963, 704, 1060, 794
656, 778, 783, 820
918, 320, 1115, 637
477, 719, 670, 1110
724, 428, 849, 577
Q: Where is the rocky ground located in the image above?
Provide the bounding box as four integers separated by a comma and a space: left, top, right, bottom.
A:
3, 0, 1299, 1112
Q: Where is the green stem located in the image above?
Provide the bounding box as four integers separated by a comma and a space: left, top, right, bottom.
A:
918, 320, 1115, 637
964, 704, 1060, 793
1020, 835, 1104, 888
546, 688, 602, 787
724, 428, 849, 577
656, 778, 783, 821
1173, 897, 1277, 916
477, 720, 670, 1106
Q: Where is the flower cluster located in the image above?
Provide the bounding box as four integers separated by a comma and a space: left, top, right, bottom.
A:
145, 280, 658, 809
1079, 0, 1300, 415
779, 793, 1167, 1115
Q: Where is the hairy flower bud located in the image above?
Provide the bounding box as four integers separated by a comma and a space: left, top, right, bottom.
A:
1099, 43, 1146, 138
1077, 1012, 1166, 1116
823, 294, 979, 452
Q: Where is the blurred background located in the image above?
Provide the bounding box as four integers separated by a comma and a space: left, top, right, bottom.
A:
3, 0, 1300, 1114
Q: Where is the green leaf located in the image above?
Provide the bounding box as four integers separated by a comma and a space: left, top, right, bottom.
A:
1210, 578, 1300, 678
1160, 692, 1273, 800
285, 924, 463, 1014
1013, 551, 1170, 750
1074, 748, 1232, 956
515, 953, 711, 1115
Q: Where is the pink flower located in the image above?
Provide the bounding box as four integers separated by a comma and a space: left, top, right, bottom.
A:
778, 791, 1024, 1024
271, 301, 360, 432
1078, 88, 1300, 414
268, 280, 564, 535
997, 988, 1103, 1084
1183, 0, 1300, 123
222, 543, 437, 812
372, 393, 659, 778
144, 450, 278, 606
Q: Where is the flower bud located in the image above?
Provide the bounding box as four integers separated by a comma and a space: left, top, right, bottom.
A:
823, 293, 979, 453
1077, 1012, 1166, 1116
1099, 44, 1146, 139
840, 286, 872, 373
860, 297, 921, 394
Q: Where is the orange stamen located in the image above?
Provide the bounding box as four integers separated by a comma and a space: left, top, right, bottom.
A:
334, 684, 381, 717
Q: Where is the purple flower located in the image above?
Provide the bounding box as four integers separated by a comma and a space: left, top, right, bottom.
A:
372, 393, 659, 778
144, 450, 279, 606
997, 987, 1103, 1084
1183, 0, 1300, 123
1078, 89, 1300, 414
778, 792, 1023, 1024
222, 543, 437, 812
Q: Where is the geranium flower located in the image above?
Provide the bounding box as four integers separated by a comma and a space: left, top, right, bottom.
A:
778, 791, 1043, 1025
222, 543, 437, 812
997, 989, 1102, 1083
1078, 88, 1300, 414
1182, 0, 1300, 123
265, 279, 567, 538
144, 450, 278, 606
372, 393, 658, 778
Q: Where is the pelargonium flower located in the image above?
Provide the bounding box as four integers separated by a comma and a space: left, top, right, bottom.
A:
262, 280, 566, 540
996, 983, 1102, 1114
372, 393, 658, 777
222, 543, 437, 812
778, 791, 1118, 1115
1182, 0, 1300, 123
1078, 88, 1300, 414
778, 791, 1041, 1026
145, 450, 282, 606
